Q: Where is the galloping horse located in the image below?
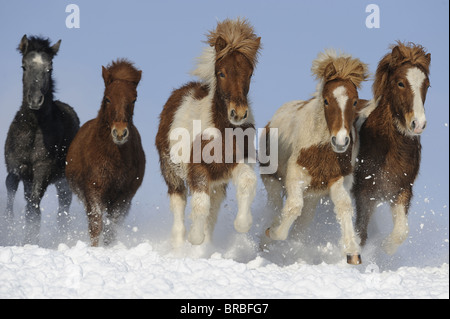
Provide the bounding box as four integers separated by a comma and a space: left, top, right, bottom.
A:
353, 42, 431, 255
4, 35, 80, 244
261, 50, 369, 264
66, 59, 145, 247
155, 18, 262, 247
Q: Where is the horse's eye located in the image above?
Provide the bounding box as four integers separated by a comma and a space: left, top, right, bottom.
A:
353, 100, 358, 107
21, 66, 26, 71
132, 99, 137, 105
324, 99, 329, 106
105, 98, 111, 104
218, 72, 225, 78
398, 82, 405, 88
46, 68, 52, 73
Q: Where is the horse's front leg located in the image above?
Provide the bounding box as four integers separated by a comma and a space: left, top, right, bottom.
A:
329, 177, 361, 265
23, 177, 49, 244
187, 165, 211, 245
104, 200, 131, 246
86, 201, 103, 247
5, 173, 20, 222
170, 191, 187, 248
188, 191, 211, 245
383, 189, 412, 255
266, 160, 306, 240
55, 178, 73, 233
231, 163, 256, 233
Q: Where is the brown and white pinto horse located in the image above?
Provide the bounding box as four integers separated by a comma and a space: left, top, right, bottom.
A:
261, 50, 369, 264
155, 18, 261, 247
66, 59, 145, 246
354, 42, 431, 255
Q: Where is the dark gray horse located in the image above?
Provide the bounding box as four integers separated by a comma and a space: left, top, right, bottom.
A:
4, 35, 80, 244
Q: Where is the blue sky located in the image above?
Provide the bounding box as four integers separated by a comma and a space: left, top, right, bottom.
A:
0, 1, 448, 237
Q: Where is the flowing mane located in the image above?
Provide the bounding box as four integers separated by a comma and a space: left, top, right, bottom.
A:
191, 18, 261, 87
311, 49, 369, 89
103, 59, 142, 85
373, 41, 430, 100
206, 18, 261, 67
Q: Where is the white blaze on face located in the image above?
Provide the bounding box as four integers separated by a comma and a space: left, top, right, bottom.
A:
333, 86, 349, 146
406, 67, 427, 133
31, 53, 44, 65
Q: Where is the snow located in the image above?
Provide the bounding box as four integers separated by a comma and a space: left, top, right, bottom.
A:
0, 241, 447, 299
0, 188, 448, 299
0, 1, 448, 299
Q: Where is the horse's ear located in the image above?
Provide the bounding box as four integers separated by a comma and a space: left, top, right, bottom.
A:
256, 37, 262, 48
51, 40, 62, 56
425, 53, 431, 66
390, 45, 403, 68
18, 35, 28, 55
324, 62, 337, 81
215, 36, 227, 53
102, 66, 111, 86
134, 70, 142, 86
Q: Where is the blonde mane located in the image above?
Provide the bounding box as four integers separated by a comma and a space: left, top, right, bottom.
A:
206, 17, 261, 67
373, 41, 431, 99
191, 18, 261, 88
311, 49, 369, 89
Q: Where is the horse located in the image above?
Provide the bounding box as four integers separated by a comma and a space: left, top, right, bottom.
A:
260, 50, 369, 264
4, 35, 80, 244
353, 42, 431, 255
65, 59, 145, 247
155, 18, 262, 247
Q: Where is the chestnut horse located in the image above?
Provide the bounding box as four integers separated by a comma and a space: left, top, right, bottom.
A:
155, 18, 261, 247
66, 59, 145, 247
353, 42, 431, 255
261, 50, 369, 264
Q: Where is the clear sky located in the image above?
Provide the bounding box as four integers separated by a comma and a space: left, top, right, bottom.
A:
0, 1, 448, 235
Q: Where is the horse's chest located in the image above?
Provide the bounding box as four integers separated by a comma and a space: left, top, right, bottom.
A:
297, 144, 353, 191
10, 122, 58, 161
381, 145, 421, 187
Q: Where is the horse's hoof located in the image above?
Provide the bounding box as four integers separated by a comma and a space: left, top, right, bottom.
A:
188, 231, 205, 246
234, 215, 252, 233
347, 254, 362, 265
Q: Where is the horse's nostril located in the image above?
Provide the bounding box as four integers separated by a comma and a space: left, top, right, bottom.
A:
112, 129, 118, 138
331, 136, 337, 146
230, 109, 236, 118
38, 95, 44, 106
123, 128, 129, 138
411, 120, 416, 130
344, 137, 350, 146
243, 111, 248, 119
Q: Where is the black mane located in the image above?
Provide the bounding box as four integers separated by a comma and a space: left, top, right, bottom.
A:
18, 36, 58, 56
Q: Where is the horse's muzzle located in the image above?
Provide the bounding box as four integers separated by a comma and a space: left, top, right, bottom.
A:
27, 93, 44, 110
411, 118, 427, 135
331, 135, 350, 153
111, 124, 129, 145
228, 103, 249, 126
